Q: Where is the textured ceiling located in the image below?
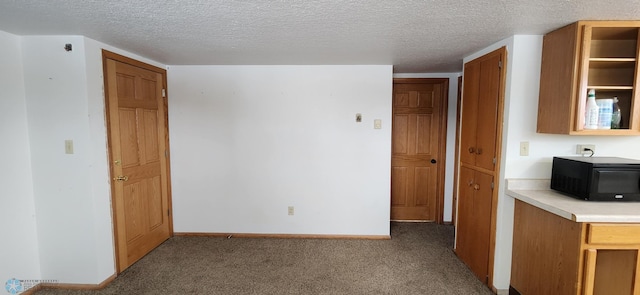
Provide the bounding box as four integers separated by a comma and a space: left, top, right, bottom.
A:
1, 0, 640, 72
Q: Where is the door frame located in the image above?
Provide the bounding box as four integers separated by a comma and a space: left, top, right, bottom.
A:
452, 75, 463, 226
391, 78, 449, 223
102, 50, 174, 273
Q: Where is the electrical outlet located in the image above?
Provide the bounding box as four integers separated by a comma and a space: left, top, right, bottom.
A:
288, 206, 294, 216
576, 144, 596, 155
520, 141, 529, 156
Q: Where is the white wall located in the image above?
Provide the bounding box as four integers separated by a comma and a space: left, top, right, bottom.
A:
393, 73, 461, 222
168, 65, 392, 236
22, 35, 101, 283
19, 35, 167, 284
464, 35, 640, 291
0, 30, 41, 285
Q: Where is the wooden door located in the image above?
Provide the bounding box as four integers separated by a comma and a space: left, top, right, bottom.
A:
391, 79, 447, 221
460, 51, 501, 170
455, 46, 506, 288
104, 51, 172, 272
474, 54, 501, 171
460, 62, 480, 166
456, 167, 493, 284
455, 166, 476, 269
469, 170, 493, 283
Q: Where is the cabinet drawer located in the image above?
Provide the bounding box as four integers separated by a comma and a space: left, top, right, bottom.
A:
587, 224, 640, 244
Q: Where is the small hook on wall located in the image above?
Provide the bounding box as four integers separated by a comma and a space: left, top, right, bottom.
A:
64, 43, 72, 52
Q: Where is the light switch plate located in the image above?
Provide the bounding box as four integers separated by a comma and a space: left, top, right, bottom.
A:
374, 119, 382, 129
520, 141, 529, 156
65, 140, 74, 154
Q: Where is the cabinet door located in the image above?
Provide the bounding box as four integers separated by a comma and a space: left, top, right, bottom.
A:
456, 167, 476, 274
460, 50, 502, 170
475, 54, 501, 171
470, 170, 493, 283
460, 62, 480, 166
455, 167, 493, 284
586, 249, 639, 295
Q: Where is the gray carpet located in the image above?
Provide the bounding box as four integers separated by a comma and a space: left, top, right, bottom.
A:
36, 223, 493, 295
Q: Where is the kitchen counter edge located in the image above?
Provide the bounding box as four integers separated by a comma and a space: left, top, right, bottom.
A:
505, 179, 640, 223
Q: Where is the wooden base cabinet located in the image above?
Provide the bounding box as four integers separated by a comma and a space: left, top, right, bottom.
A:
511, 200, 640, 295
456, 166, 494, 284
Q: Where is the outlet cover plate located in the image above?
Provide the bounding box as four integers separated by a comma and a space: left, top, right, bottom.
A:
576, 144, 596, 155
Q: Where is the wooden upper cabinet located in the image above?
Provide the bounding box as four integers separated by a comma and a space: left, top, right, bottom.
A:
537, 21, 640, 135
460, 50, 502, 170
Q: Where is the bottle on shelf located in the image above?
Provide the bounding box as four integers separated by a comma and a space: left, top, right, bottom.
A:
596, 98, 613, 129
611, 97, 622, 129
584, 89, 599, 130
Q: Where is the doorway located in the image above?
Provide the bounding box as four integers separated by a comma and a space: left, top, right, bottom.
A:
391, 78, 448, 222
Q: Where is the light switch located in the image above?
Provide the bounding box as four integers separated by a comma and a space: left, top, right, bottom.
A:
65, 140, 74, 154
374, 119, 382, 129
519, 141, 529, 156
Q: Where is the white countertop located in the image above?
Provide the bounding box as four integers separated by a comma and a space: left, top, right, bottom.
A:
506, 179, 640, 223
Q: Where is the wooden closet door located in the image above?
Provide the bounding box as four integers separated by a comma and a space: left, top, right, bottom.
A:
475, 54, 501, 171
456, 167, 493, 284
460, 62, 480, 166
460, 53, 501, 170
469, 170, 493, 283
455, 46, 506, 289
455, 166, 476, 272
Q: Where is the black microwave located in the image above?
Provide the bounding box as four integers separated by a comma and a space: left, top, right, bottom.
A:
551, 156, 640, 201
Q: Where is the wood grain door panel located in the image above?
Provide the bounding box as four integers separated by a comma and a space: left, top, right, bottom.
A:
475, 54, 501, 171
460, 62, 480, 166
460, 53, 501, 170
455, 46, 506, 288
391, 80, 446, 221
456, 166, 475, 265
456, 167, 493, 284
470, 170, 493, 283
105, 54, 171, 272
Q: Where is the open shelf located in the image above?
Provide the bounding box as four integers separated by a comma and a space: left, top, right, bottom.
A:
537, 21, 640, 135
590, 27, 639, 58
588, 27, 638, 89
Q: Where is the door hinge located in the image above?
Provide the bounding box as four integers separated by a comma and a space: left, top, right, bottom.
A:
168, 209, 171, 216
498, 60, 503, 69
492, 158, 496, 165
162, 89, 166, 98
491, 182, 495, 190
165, 150, 169, 158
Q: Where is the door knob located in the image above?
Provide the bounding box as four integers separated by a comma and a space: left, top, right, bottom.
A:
473, 184, 480, 190
431, 159, 437, 164
468, 147, 475, 153
113, 175, 129, 182
476, 148, 483, 155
